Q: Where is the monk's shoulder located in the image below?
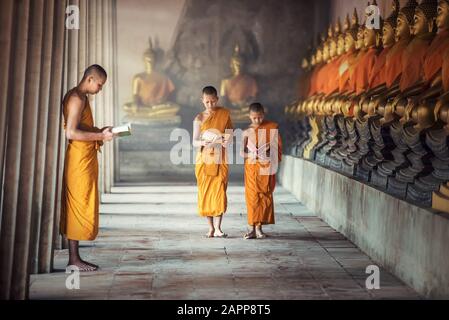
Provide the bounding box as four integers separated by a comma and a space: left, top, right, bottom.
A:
64, 89, 85, 107
218, 107, 231, 117
264, 120, 278, 129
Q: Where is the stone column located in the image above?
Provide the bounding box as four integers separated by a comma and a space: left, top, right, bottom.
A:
0, 0, 14, 231
11, 0, 45, 300
0, 0, 31, 300
41, 0, 66, 272
29, 0, 55, 276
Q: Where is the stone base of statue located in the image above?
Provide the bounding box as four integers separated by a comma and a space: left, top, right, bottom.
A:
229, 106, 250, 128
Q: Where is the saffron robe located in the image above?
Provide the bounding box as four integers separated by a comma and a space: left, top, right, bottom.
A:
385, 39, 409, 88
423, 29, 449, 83
354, 47, 379, 95
195, 107, 233, 217
244, 121, 282, 226
369, 46, 391, 88
399, 34, 434, 92
60, 95, 101, 241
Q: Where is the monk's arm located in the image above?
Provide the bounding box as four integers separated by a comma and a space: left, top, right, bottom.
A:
65, 95, 112, 142
192, 119, 209, 148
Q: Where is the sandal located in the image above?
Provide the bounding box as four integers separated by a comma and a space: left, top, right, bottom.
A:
205, 231, 214, 238
244, 231, 256, 239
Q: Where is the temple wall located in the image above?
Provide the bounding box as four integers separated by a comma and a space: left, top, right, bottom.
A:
279, 156, 449, 299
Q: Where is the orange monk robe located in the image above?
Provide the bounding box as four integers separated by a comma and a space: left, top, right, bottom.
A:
338, 49, 358, 94
348, 49, 367, 94
326, 55, 346, 95
135, 71, 175, 105
60, 99, 101, 241
443, 46, 449, 92
223, 74, 258, 104
423, 29, 449, 84
354, 47, 379, 95
399, 35, 434, 92
297, 70, 311, 100
195, 107, 233, 217
244, 120, 282, 226
369, 46, 391, 88
385, 39, 409, 88
308, 63, 324, 96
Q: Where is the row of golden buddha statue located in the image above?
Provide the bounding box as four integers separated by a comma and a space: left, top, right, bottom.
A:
123, 38, 258, 125
285, 0, 449, 213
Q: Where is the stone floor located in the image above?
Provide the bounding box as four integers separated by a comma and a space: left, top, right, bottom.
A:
29, 185, 421, 300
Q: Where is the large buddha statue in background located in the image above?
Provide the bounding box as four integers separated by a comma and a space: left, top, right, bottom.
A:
123, 38, 180, 125
220, 44, 258, 123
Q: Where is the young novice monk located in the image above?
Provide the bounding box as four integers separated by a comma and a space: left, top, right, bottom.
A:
242, 103, 282, 239
193, 86, 233, 238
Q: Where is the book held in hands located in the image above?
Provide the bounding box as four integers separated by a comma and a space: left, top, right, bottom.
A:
112, 123, 132, 137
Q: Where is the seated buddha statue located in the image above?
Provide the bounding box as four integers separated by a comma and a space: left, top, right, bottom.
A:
220, 44, 258, 124
123, 39, 180, 125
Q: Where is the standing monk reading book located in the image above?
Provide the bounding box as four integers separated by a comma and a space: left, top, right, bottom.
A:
241, 103, 282, 239
60, 64, 116, 271
193, 86, 233, 238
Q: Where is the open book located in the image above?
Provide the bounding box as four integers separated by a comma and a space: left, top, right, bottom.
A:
201, 130, 231, 144
247, 139, 271, 160
112, 123, 132, 137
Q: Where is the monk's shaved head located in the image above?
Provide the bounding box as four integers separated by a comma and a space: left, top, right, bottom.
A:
82, 64, 107, 80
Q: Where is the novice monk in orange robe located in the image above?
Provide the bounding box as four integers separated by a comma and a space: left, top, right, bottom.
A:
193, 86, 233, 238
60, 65, 115, 271
242, 103, 282, 239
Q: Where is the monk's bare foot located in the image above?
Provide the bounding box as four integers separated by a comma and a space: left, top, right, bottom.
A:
244, 230, 256, 239
81, 259, 99, 270
67, 260, 97, 272
205, 229, 215, 238
214, 230, 228, 238
256, 230, 267, 239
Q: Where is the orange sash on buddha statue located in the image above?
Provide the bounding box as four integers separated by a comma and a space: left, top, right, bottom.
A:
347, 49, 366, 94
354, 47, 379, 95
369, 46, 391, 89
385, 39, 409, 88
424, 29, 449, 83
443, 46, 449, 92
326, 55, 345, 95
137, 71, 175, 105
244, 120, 282, 226
224, 74, 258, 104
338, 49, 357, 93
400, 34, 434, 92
309, 63, 326, 96
195, 107, 233, 217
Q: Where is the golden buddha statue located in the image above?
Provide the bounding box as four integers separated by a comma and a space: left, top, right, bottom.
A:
220, 44, 258, 123
123, 38, 180, 125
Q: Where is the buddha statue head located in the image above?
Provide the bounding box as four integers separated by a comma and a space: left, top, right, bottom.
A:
322, 39, 330, 62
316, 46, 323, 64
437, 0, 449, 29
412, 0, 438, 36
344, 9, 359, 52
338, 15, 350, 55
383, 1, 400, 47
396, 0, 418, 41
327, 25, 338, 60
143, 38, 156, 74
230, 44, 243, 76
363, 0, 383, 48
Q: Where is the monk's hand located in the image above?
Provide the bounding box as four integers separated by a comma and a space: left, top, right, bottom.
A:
102, 127, 114, 141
